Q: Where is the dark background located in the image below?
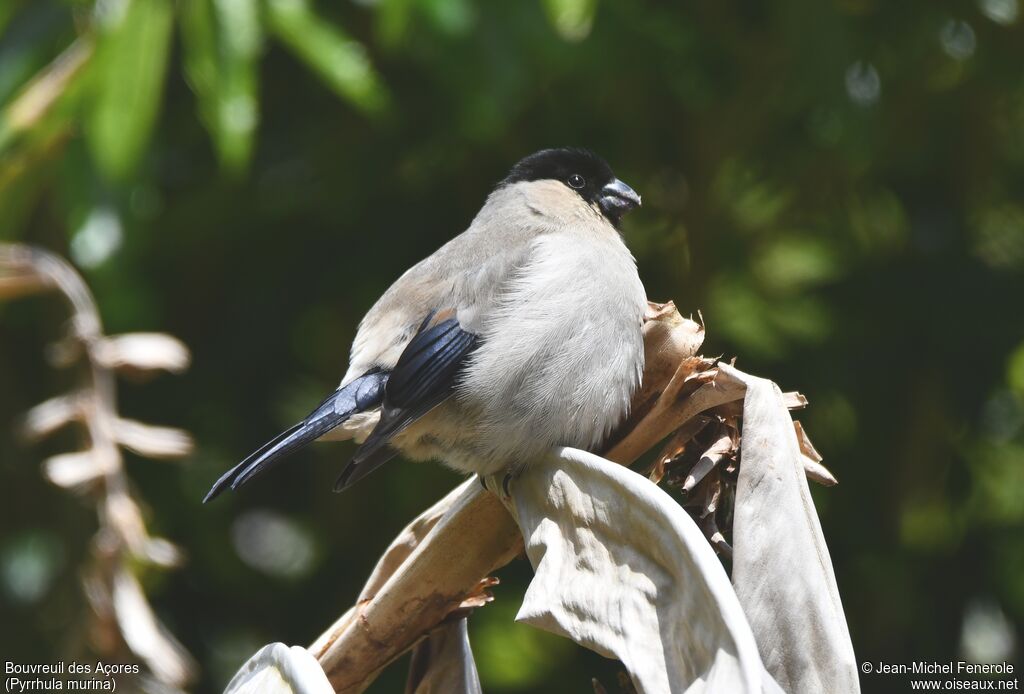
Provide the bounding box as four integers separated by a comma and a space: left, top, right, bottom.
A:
1, 0, 1023, 691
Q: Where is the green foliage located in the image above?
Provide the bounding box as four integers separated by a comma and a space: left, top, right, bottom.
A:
181, 0, 263, 174
1, 0, 1023, 691
85, 0, 174, 182
266, 0, 389, 116
542, 0, 597, 42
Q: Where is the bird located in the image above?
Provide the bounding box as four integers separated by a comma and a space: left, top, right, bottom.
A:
204, 148, 647, 502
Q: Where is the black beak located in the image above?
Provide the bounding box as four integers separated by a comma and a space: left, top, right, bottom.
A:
598, 179, 642, 222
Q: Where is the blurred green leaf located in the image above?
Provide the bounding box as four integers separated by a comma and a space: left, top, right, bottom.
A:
266, 0, 389, 115
769, 294, 833, 343
179, 0, 219, 102
375, 0, 414, 48
753, 236, 842, 293
969, 442, 1024, 525
85, 0, 173, 182
713, 159, 794, 233
0, 132, 63, 239
420, 0, 474, 36
374, 0, 475, 45
0, 44, 92, 237
181, 0, 262, 175
0, 2, 21, 37
542, 0, 598, 42
0, 41, 93, 155
472, 599, 571, 689
847, 188, 908, 256
900, 496, 963, 553
1008, 342, 1024, 398
180, 0, 223, 160
707, 275, 786, 359
970, 202, 1024, 271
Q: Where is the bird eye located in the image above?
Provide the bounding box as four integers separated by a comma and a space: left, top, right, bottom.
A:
567, 174, 586, 189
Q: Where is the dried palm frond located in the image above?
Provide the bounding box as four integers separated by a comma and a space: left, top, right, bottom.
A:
1, 243, 196, 688
305, 301, 848, 693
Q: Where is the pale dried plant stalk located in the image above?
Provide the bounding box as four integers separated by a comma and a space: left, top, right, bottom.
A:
309, 301, 841, 692
0, 39, 93, 149
1, 243, 196, 688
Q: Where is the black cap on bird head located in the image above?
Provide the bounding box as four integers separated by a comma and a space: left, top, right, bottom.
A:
502, 148, 642, 226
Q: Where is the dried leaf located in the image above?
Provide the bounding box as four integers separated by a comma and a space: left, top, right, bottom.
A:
224, 643, 333, 694
43, 450, 113, 488
792, 421, 822, 462
112, 567, 196, 686
458, 576, 499, 611
113, 418, 194, 458
607, 364, 745, 464
500, 448, 781, 694
82, 565, 121, 657
44, 336, 83, 368
801, 457, 839, 487
405, 618, 482, 694
783, 392, 808, 410
682, 430, 733, 493
3, 242, 196, 684
21, 392, 86, 440
701, 473, 723, 518
0, 40, 92, 151
615, 302, 706, 428
141, 537, 185, 568
313, 478, 522, 693
700, 514, 733, 560
102, 493, 185, 567
92, 333, 190, 374
102, 489, 178, 564
793, 421, 838, 486
0, 269, 50, 300
724, 365, 859, 693
649, 415, 712, 484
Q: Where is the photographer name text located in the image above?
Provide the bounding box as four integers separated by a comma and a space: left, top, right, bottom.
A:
864, 662, 1015, 676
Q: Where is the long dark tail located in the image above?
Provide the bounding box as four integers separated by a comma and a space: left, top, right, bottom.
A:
203, 369, 388, 502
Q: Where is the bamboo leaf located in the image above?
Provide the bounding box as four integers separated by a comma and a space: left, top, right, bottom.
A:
85, 0, 174, 182
179, 0, 221, 154
181, 0, 262, 174
266, 0, 389, 115
0, 40, 93, 154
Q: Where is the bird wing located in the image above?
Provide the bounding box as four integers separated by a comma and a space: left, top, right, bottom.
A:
203, 369, 389, 502
334, 309, 479, 491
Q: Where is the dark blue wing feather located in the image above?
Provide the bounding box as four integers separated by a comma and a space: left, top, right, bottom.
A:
335, 314, 478, 490
203, 368, 388, 502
